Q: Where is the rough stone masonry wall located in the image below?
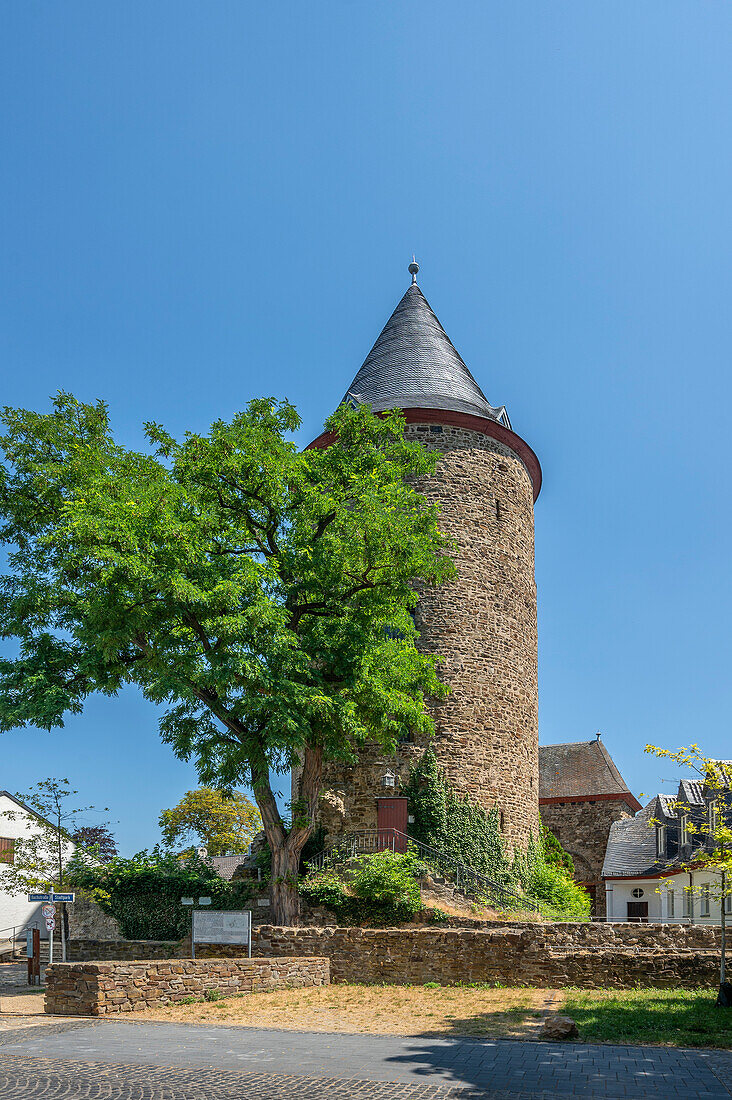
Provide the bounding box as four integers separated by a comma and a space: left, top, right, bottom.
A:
65, 922, 723, 989
541, 798, 635, 919
45, 956, 330, 1016
252, 924, 722, 989
318, 423, 540, 850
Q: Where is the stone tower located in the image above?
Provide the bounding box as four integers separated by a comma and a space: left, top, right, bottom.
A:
308, 263, 542, 850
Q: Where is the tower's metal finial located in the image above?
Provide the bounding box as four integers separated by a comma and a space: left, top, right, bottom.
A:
408, 255, 419, 284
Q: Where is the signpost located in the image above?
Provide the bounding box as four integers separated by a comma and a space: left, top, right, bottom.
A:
26, 927, 41, 985
191, 909, 251, 960
28, 892, 75, 965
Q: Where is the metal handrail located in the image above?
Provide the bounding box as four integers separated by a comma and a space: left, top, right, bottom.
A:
0, 919, 43, 959
306, 828, 542, 915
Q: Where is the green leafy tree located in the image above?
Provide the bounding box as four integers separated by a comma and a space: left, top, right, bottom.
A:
0, 395, 454, 924
159, 787, 261, 856
645, 743, 732, 1004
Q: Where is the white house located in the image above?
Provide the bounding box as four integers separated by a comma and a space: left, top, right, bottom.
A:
603, 771, 732, 925
0, 790, 76, 940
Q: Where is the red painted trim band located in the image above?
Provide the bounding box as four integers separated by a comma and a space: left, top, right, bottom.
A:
307, 407, 542, 502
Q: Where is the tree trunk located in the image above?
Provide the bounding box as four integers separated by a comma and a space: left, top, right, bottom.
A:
269, 844, 303, 926
721, 868, 727, 988
250, 742, 324, 927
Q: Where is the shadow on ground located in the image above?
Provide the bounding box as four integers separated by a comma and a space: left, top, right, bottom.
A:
381, 1033, 731, 1098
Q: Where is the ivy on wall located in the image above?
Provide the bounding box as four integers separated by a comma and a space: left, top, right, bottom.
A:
70, 849, 256, 941
401, 748, 590, 921
401, 748, 515, 884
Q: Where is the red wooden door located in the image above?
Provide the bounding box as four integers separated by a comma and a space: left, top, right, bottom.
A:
376, 798, 408, 852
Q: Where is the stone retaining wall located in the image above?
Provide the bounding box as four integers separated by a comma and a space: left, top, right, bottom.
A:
45, 956, 330, 1016
252, 924, 723, 988
66, 921, 724, 988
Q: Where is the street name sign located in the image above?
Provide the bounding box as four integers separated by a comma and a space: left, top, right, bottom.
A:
28, 892, 75, 903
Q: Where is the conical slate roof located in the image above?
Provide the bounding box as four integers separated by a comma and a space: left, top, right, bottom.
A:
341, 282, 510, 426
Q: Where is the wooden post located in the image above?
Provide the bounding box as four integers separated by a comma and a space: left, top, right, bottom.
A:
27, 928, 40, 985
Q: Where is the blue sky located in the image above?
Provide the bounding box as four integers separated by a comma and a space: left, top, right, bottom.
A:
1, 3, 731, 853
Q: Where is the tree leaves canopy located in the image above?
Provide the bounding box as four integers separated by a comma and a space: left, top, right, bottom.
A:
159, 787, 261, 856
0, 395, 455, 803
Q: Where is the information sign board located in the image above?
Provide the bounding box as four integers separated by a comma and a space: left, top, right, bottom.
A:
191, 909, 251, 959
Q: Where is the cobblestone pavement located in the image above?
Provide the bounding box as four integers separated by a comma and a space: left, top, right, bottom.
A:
0, 1020, 729, 1098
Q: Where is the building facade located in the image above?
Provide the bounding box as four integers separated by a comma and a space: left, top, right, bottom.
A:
305, 263, 542, 850
0, 790, 76, 940
538, 737, 640, 918
603, 769, 732, 925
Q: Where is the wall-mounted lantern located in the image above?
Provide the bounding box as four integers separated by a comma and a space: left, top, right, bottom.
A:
380, 768, 396, 790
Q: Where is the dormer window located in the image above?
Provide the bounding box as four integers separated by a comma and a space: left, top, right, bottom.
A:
679, 813, 689, 848
655, 824, 666, 858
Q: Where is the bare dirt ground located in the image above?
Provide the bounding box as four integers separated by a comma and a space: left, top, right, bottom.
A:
0, 962, 51, 1029
135, 983, 556, 1038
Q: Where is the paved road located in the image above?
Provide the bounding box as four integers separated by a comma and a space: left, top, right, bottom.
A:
0, 1019, 730, 1098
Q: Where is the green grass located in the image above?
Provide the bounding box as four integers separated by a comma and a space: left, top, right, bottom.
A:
563, 988, 732, 1049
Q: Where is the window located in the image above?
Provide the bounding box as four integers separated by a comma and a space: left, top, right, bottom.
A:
0, 837, 14, 865
631, 887, 645, 899
701, 883, 711, 917
683, 890, 691, 918
495, 499, 501, 521
709, 802, 718, 835
656, 825, 666, 858
667, 890, 675, 917
679, 814, 689, 848
725, 894, 732, 915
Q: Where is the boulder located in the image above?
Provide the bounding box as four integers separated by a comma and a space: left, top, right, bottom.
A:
540, 1014, 579, 1041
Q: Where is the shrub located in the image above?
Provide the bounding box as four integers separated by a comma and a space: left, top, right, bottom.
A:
300, 851, 425, 926
513, 836, 590, 921
350, 850, 422, 914
541, 826, 575, 874
69, 848, 256, 940
403, 748, 588, 921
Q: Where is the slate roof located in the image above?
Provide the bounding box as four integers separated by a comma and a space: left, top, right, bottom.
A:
538, 739, 638, 804
603, 768, 732, 879
679, 780, 704, 806
602, 799, 660, 878
341, 282, 510, 424
207, 855, 248, 881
